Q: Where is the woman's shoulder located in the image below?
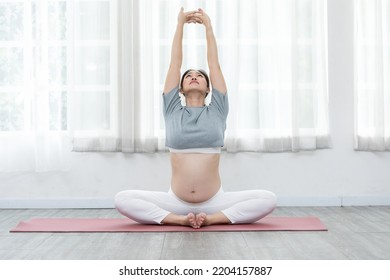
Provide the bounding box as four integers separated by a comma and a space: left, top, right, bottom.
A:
212, 87, 227, 96
163, 85, 180, 96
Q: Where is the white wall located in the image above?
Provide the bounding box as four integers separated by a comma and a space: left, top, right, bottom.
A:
1, 0, 390, 208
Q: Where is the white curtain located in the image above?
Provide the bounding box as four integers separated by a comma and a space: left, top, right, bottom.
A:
69, 0, 122, 151
71, 0, 160, 153
354, 0, 390, 151
156, 0, 330, 152
0, 0, 73, 172
0, 0, 330, 173
73, 0, 330, 154
0, 0, 121, 171
0, 0, 159, 174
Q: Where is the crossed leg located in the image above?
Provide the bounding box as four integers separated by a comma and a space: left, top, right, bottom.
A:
115, 188, 276, 228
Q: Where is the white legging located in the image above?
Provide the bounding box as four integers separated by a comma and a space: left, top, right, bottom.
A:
114, 187, 277, 224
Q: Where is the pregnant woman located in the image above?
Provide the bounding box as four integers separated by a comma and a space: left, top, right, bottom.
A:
115, 8, 276, 228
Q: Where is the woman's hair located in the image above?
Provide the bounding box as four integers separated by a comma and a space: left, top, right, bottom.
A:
180, 69, 210, 92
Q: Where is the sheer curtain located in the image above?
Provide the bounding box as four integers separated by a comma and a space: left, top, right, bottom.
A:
220, 0, 329, 152
0, 0, 118, 172
71, 0, 161, 152
71, 0, 331, 154
354, 0, 390, 151
156, 0, 330, 152
0, 0, 160, 173
0, 0, 330, 173
0, 0, 73, 172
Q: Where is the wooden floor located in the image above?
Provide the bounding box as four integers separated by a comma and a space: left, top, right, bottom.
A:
1, 206, 390, 260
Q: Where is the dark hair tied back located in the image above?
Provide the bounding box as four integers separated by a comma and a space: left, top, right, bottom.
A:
180, 69, 210, 92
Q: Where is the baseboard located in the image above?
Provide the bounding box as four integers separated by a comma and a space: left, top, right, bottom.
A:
340, 196, 390, 206
0, 196, 389, 209
276, 196, 342, 207
277, 196, 390, 206
0, 198, 115, 209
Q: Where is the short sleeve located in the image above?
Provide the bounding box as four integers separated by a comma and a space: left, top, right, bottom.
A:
210, 88, 229, 118
163, 86, 182, 117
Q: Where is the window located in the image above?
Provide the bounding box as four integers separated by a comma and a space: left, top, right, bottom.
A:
0, 0, 330, 171
0, 0, 117, 134
0, 0, 117, 171
155, 0, 329, 152
354, 0, 390, 150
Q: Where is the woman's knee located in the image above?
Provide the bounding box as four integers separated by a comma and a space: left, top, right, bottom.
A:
255, 190, 277, 212
114, 190, 138, 210
114, 191, 126, 211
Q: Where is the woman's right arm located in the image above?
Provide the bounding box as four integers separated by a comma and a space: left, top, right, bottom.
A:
163, 8, 197, 94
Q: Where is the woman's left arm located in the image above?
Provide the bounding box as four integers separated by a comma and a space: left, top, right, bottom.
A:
194, 9, 227, 94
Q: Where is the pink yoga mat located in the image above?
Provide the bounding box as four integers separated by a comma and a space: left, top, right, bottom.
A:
10, 216, 327, 232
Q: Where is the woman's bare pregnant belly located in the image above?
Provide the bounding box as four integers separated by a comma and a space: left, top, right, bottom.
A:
170, 153, 221, 203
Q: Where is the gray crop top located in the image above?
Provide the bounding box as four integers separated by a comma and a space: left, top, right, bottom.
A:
163, 86, 229, 149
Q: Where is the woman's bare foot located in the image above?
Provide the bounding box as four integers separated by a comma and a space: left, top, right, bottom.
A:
161, 212, 230, 228
195, 213, 207, 228
187, 213, 199, 228
162, 213, 198, 228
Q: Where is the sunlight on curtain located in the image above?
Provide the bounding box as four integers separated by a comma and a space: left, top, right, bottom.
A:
155, 0, 330, 152
354, 0, 390, 151
70, 0, 121, 151
0, 0, 73, 172
0, 0, 116, 171
72, 0, 160, 153
0, 0, 330, 173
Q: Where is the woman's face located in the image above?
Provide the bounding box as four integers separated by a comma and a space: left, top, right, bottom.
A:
181, 70, 209, 95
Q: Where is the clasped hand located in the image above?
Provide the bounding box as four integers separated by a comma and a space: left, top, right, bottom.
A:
178, 7, 211, 27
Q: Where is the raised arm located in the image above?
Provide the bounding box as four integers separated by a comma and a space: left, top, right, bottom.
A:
194, 9, 227, 94
163, 8, 198, 94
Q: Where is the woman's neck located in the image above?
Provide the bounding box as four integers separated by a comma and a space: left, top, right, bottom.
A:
185, 92, 205, 107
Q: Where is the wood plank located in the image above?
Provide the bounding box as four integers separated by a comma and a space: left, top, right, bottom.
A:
1, 207, 389, 260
